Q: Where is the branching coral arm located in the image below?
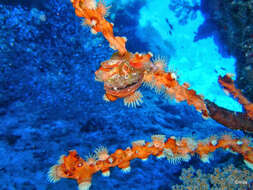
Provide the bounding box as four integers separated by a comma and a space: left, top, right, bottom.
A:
71, 0, 127, 55
48, 135, 253, 189
205, 99, 253, 132
203, 74, 253, 132
143, 63, 209, 119
218, 74, 253, 120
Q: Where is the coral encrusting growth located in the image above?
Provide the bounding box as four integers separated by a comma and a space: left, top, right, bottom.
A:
48, 135, 253, 190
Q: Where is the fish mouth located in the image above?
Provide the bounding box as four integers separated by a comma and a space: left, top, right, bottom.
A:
104, 75, 143, 98
106, 81, 138, 91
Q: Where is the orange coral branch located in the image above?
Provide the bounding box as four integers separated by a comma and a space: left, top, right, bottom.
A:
218, 74, 253, 120
143, 68, 209, 119
71, 0, 127, 55
48, 135, 253, 189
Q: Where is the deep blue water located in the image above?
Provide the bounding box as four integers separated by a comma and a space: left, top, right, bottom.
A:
0, 0, 252, 189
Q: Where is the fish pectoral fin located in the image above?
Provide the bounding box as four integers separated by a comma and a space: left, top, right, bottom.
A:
123, 91, 143, 107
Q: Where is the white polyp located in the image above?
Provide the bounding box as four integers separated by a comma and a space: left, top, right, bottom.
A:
102, 170, 110, 177
148, 52, 153, 57
122, 36, 127, 42
141, 158, 148, 162
211, 140, 218, 146
156, 153, 165, 159
121, 167, 131, 173
91, 19, 97, 26
78, 182, 92, 190
171, 72, 177, 80
244, 160, 253, 170
90, 28, 97, 34
200, 154, 210, 163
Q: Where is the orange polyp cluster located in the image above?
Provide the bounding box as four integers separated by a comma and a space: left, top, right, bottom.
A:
176, 138, 194, 156
48, 135, 253, 189
48, 150, 97, 189
95, 146, 110, 161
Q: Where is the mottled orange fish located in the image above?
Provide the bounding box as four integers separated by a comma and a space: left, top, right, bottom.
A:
95, 52, 152, 107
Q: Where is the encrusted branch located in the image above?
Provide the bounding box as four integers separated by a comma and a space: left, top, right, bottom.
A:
205, 99, 253, 132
